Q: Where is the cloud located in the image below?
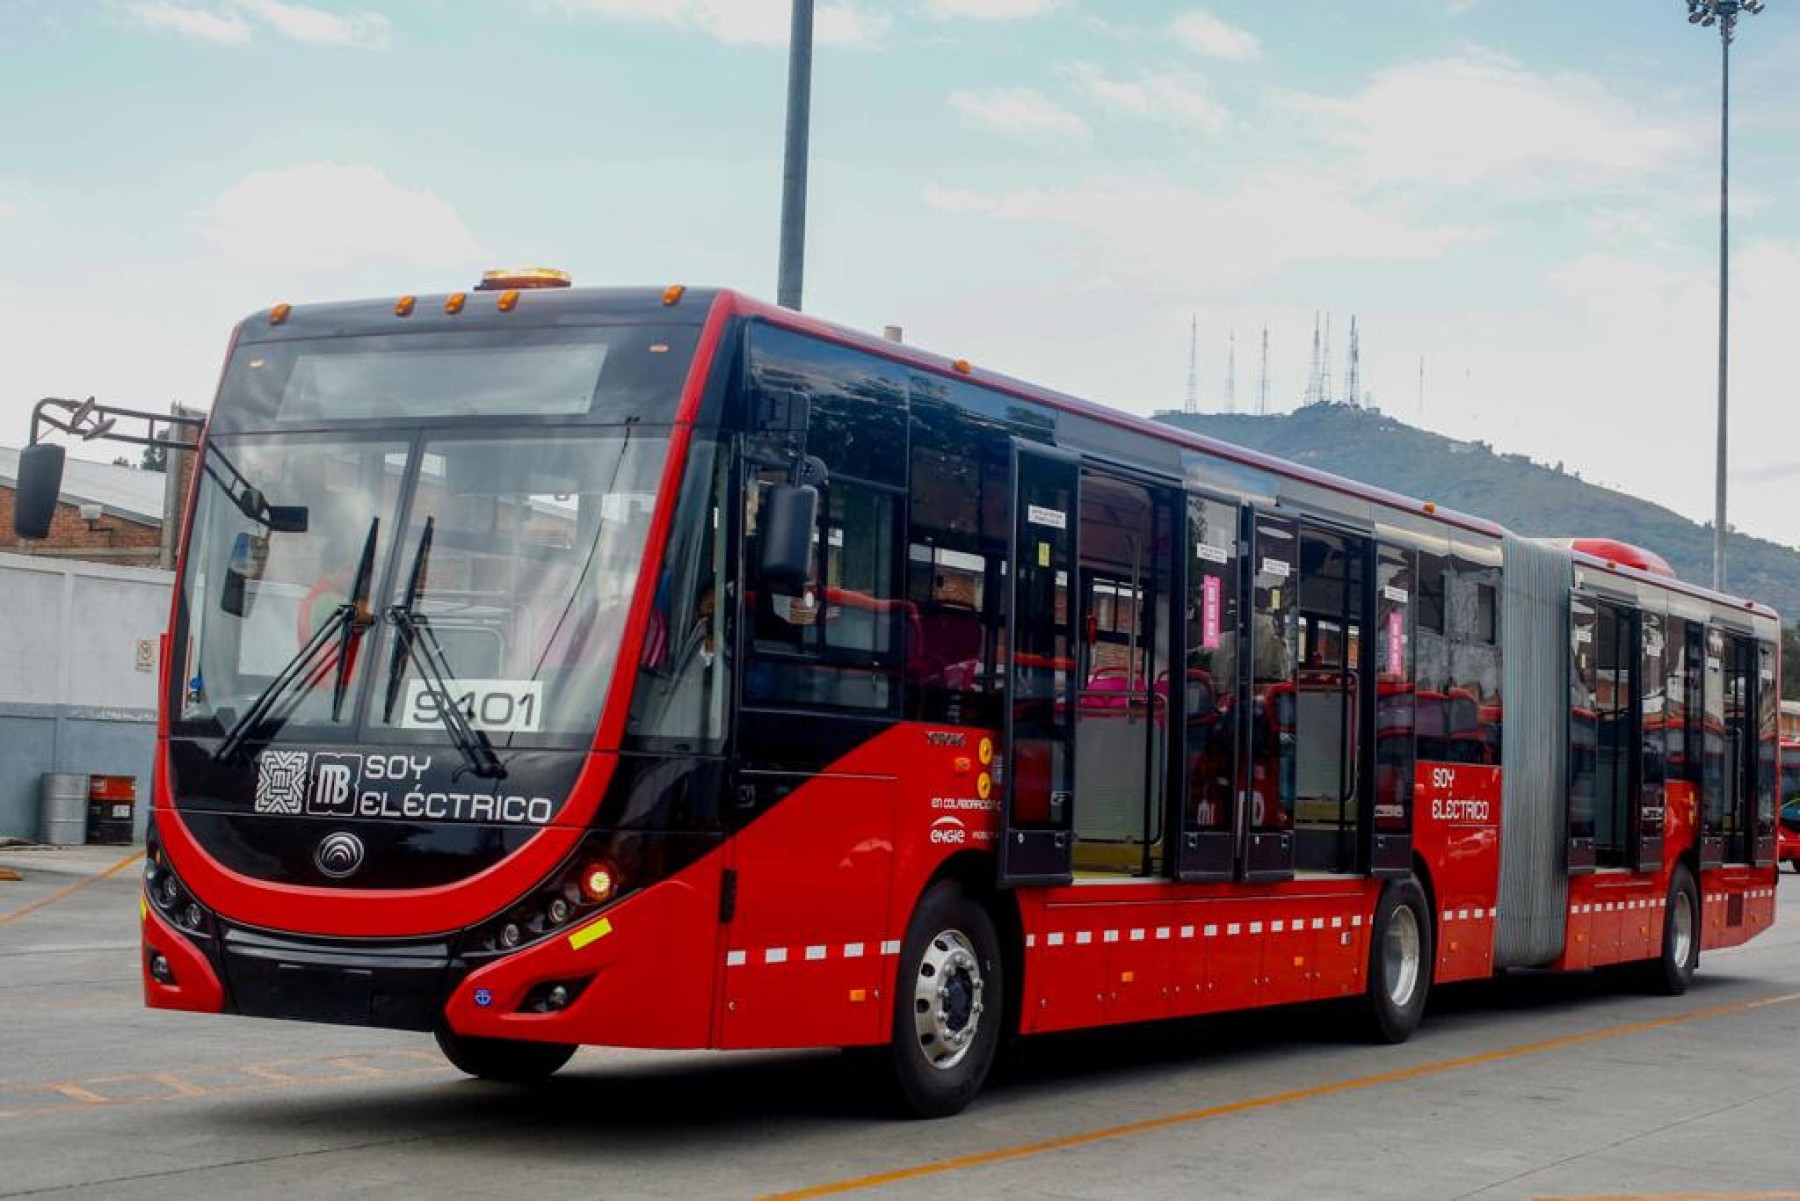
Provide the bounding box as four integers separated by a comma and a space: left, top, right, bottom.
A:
949, 87, 1089, 142
920, 0, 1060, 18
122, 0, 389, 47
194, 162, 480, 271
233, 0, 391, 48
1065, 63, 1227, 137
546, 0, 891, 47
124, 2, 252, 44
923, 171, 1481, 290
1284, 53, 1687, 193
1168, 11, 1261, 62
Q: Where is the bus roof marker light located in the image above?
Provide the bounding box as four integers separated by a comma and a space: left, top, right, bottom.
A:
445, 292, 467, 315
952, 358, 972, 375
662, 284, 686, 306
476, 267, 571, 291
1422, 502, 1436, 515
497, 290, 521, 313
269, 303, 291, 326
395, 296, 415, 317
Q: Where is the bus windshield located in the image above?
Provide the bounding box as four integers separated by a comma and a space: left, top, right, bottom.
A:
175, 428, 669, 750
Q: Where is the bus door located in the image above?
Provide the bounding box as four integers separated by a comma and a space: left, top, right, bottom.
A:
1070, 472, 1172, 877
1634, 609, 1667, 873
1000, 441, 1079, 886
1370, 540, 1415, 876
1242, 510, 1298, 882
1175, 492, 1240, 881
1293, 522, 1370, 876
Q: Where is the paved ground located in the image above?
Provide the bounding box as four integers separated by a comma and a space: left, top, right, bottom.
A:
6, 843, 1800, 1200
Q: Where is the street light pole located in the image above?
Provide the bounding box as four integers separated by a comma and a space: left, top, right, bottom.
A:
1685, 0, 1763, 592
777, 0, 815, 311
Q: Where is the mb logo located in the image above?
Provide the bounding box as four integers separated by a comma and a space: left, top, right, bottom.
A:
307, 754, 362, 817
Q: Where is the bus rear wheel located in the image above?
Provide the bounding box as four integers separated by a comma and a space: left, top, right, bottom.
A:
434, 1026, 576, 1083
1642, 865, 1699, 996
882, 881, 1003, 1119
1358, 876, 1432, 1044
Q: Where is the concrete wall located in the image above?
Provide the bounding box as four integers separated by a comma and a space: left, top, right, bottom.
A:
0, 552, 170, 842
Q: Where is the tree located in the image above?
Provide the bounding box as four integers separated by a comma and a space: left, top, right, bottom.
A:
140, 443, 167, 473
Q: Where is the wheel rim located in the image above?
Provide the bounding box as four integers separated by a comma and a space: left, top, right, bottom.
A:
1383, 904, 1422, 1010
912, 929, 985, 1072
1671, 888, 1695, 967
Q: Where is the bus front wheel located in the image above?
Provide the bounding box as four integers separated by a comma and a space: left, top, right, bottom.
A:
1358, 876, 1432, 1044
882, 881, 1003, 1119
434, 1026, 576, 1083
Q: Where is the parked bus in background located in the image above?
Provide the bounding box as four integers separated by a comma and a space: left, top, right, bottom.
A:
1778, 739, 1800, 871
13, 275, 1782, 1117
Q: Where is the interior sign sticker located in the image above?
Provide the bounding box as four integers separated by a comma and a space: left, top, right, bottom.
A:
1027, 504, 1066, 531
400, 679, 544, 733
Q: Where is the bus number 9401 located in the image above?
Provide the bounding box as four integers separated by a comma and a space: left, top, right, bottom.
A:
401, 679, 545, 734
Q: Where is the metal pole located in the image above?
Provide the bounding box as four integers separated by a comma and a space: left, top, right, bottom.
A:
1713, 21, 1730, 591
777, 0, 814, 311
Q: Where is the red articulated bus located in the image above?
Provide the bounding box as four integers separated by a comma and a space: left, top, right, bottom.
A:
12, 275, 1783, 1116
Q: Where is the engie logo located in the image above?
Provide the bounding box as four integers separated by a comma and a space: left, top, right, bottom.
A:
929, 816, 968, 845
307, 754, 361, 817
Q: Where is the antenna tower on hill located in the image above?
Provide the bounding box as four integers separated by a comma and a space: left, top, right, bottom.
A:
1258, 327, 1270, 415
1305, 313, 1323, 405
1225, 329, 1237, 414
1321, 313, 1334, 404
1345, 315, 1361, 408
1184, 315, 1199, 415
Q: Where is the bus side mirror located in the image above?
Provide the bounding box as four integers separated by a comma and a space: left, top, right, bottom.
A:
12, 443, 66, 540
221, 531, 269, 617
758, 483, 817, 592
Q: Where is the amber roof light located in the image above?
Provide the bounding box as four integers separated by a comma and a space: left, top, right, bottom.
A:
475, 267, 572, 291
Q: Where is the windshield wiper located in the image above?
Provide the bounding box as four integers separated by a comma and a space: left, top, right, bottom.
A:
214, 518, 379, 763
383, 517, 507, 780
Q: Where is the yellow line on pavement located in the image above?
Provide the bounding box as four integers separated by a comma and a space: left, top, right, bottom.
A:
764, 991, 1800, 1200
0, 851, 143, 927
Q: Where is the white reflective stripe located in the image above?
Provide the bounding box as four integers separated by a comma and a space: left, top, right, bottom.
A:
1156, 927, 1172, 940
726, 950, 747, 967
1443, 910, 1455, 923
1103, 930, 1120, 944
765, 947, 788, 964
1025, 934, 1036, 948
1457, 909, 1469, 921
1180, 924, 1196, 938
1130, 928, 1146, 942
1352, 915, 1363, 927
1204, 924, 1219, 938
1048, 932, 1065, 947
844, 942, 865, 958
1249, 922, 1263, 934
881, 940, 901, 955
1077, 931, 1094, 945
1331, 916, 1343, 928
1227, 923, 1242, 936
806, 945, 828, 961
1312, 918, 1324, 930
1272, 920, 1285, 933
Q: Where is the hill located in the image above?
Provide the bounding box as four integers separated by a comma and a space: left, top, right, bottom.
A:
1157, 403, 1800, 622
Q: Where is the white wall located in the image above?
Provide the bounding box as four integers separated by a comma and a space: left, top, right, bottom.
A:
0, 552, 171, 840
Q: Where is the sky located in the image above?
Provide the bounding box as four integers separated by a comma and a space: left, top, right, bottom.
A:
3, 0, 1799, 554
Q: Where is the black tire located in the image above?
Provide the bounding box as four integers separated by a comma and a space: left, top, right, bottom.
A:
1358, 876, 1433, 1044
881, 881, 1003, 1118
434, 1026, 576, 1083
1643, 865, 1700, 996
